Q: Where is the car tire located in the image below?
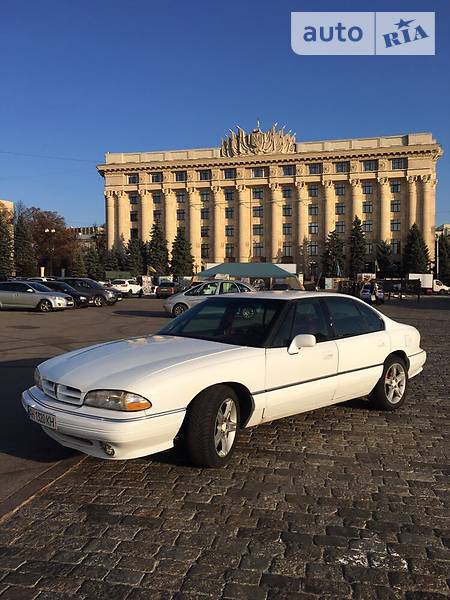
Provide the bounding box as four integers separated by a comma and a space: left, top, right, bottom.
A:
37, 299, 52, 313
172, 303, 188, 317
185, 385, 240, 468
369, 356, 408, 411
94, 295, 105, 307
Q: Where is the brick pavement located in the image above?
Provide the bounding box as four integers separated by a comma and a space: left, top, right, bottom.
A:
0, 299, 449, 599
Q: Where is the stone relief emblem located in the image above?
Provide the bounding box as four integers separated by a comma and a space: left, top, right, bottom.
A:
221, 123, 296, 157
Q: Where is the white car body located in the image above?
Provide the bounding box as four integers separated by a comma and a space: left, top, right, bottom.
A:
111, 279, 143, 296
22, 292, 426, 461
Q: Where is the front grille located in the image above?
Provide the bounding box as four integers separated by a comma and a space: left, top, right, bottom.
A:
42, 378, 82, 405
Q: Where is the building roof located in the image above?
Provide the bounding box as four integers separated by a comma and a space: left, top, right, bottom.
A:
196, 262, 293, 279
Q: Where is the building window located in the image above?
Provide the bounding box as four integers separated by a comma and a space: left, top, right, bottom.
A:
308, 204, 319, 216
390, 181, 401, 193
335, 203, 345, 215
130, 211, 138, 222
283, 243, 293, 257
198, 169, 211, 181
200, 190, 210, 202
362, 182, 373, 195
335, 183, 345, 196
391, 200, 401, 212
252, 206, 263, 218
392, 158, 406, 170
175, 171, 187, 182
224, 168, 236, 180
335, 161, 350, 173
309, 163, 322, 175
282, 165, 294, 176
201, 244, 209, 259
391, 239, 401, 254
176, 191, 186, 204
308, 242, 318, 256
253, 243, 263, 257
129, 194, 139, 205
152, 192, 162, 204
201, 226, 209, 237
283, 223, 292, 235
363, 160, 378, 172
252, 167, 267, 178
282, 204, 292, 217
128, 173, 139, 184
335, 221, 345, 233
362, 220, 373, 232
391, 219, 401, 232
362, 202, 373, 214
365, 241, 374, 255
130, 228, 138, 239
308, 184, 318, 197
309, 223, 319, 235
225, 207, 234, 219
225, 225, 234, 237
225, 243, 234, 258
282, 187, 292, 199
177, 209, 185, 221
200, 208, 209, 220
253, 224, 264, 236
252, 188, 264, 200
225, 189, 234, 201
153, 210, 161, 222
152, 172, 163, 183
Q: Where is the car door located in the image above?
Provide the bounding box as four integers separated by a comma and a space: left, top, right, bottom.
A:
187, 281, 220, 306
323, 297, 389, 402
17, 283, 39, 308
264, 298, 339, 421
0, 282, 15, 307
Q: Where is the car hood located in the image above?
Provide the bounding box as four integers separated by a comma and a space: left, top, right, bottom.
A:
38, 335, 239, 393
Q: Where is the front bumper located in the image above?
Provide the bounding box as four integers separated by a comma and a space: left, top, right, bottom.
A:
22, 387, 185, 460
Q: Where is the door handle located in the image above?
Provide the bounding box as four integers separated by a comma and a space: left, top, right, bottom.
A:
377, 341, 385, 347
323, 353, 334, 359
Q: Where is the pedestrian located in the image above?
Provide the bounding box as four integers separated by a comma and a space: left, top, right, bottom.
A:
370, 279, 378, 305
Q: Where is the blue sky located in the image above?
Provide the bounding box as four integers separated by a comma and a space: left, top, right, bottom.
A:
0, 0, 448, 226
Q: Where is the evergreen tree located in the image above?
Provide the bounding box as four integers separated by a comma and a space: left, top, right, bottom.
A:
0, 209, 14, 276
84, 246, 102, 280
103, 250, 119, 276
403, 223, 430, 274
349, 217, 366, 279
147, 223, 169, 275
170, 229, 194, 279
125, 239, 144, 277
437, 234, 450, 284
113, 236, 127, 271
14, 213, 37, 277
376, 240, 396, 278
71, 247, 86, 277
322, 231, 345, 277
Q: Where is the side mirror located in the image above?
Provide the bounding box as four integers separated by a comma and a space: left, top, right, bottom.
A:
288, 334, 316, 355
26, 288, 34, 293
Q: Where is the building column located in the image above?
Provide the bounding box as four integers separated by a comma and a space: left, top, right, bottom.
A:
421, 174, 436, 261
117, 191, 130, 245
378, 177, 390, 242
105, 190, 116, 249
139, 189, 153, 243
350, 178, 363, 223
163, 188, 177, 253
237, 185, 250, 262
212, 186, 224, 263
270, 183, 282, 261
188, 187, 201, 270
295, 182, 308, 267
407, 175, 418, 229
322, 180, 335, 236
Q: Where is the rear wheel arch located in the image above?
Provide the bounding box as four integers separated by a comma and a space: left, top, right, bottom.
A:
386, 350, 409, 371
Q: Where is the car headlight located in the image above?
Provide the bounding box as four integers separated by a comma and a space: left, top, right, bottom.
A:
105, 290, 114, 297
83, 390, 151, 411
34, 368, 43, 390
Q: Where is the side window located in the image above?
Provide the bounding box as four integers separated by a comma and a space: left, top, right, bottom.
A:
198, 282, 219, 296
0, 283, 14, 292
11, 283, 27, 292
185, 285, 202, 296
270, 304, 295, 347
221, 282, 239, 294
325, 297, 371, 338
355, 301, 385, 332
292, 299, 329, 342
236, 283, 250, 292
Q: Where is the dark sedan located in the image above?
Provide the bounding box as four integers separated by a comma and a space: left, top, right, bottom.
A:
155, 281, 181, 299
43, 281, 93, 308
59, 278, 120, 306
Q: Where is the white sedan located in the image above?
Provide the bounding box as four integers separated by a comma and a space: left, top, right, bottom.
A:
22, 292, 426, 467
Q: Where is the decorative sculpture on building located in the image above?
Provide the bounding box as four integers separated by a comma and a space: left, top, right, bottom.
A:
220, 123, 296, 157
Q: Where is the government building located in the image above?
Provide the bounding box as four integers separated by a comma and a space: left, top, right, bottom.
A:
97, 126, 442, 276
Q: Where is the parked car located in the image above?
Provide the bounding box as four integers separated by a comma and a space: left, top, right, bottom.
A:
164, 280, 255, 316
360, 283, 384, 304
155, 281, 181, 299
0, 281, 74, 312
271, 283, 294, 291
59, 278, 121, 306
43, 281, 93, 308
22, 292, 426, 466
111, 279, 143, 297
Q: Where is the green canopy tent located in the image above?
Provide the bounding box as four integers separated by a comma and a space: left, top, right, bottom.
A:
195, 262, 293, 279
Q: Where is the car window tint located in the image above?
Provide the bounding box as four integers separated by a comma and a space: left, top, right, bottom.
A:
198, 282, 219, 296
11, 283, 27, 292
185, 284, 202, 296
221, 282, 239, 294
292, 299, 329, 342
355, 301, 384, 332
270, 303, 295, 347
325, 297, 370, 338
236, 283, 250, 292
0, 282, 15, 291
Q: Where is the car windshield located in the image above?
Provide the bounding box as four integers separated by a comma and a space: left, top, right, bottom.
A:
158, 297, 285, 348
27, 282, 52, 292
50, 282, 76, 293
83, 278, 103, 289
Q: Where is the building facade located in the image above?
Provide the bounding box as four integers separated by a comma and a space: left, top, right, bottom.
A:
97, 127, 442, 275
71, 225, 105, 250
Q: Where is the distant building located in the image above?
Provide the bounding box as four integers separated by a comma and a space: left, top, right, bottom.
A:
436, 223, 450, 238
71, 225, 105, 249
0, 199, 14, 217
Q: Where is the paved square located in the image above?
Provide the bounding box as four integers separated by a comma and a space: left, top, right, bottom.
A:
0, 297, 449, 599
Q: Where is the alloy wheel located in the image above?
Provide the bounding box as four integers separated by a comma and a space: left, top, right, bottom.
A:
214, 398, 238, 457
384, 363, 406, 405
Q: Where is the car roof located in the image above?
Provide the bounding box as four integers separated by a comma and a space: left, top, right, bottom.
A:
207, 291, 355, 301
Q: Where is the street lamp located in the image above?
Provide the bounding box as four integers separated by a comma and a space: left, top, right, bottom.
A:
44, 228, 56, 276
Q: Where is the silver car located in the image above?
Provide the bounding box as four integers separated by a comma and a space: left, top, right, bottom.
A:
0, 281, 74, 312
164, 280, 255, 316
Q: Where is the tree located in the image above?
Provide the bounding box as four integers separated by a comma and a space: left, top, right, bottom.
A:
349, 217, 366, 279
14, 212, 37, 277
403, 224, 430, 274
437, 234, 450, 284
125, 239, 143, 277
113, 236, 127, 271
376, 240, 397, 278
70, 246, 86, 277
170, 229, 194, 279
0, 208, 14, 276
147, 223, 169, 275
84, 246, 102, 280
103, 249, 119, 275
322, 231, 345, 277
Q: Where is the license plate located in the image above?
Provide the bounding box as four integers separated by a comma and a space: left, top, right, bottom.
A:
28, 406, 57, 430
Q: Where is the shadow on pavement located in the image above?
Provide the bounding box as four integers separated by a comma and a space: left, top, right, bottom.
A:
113, 309, 168, 319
